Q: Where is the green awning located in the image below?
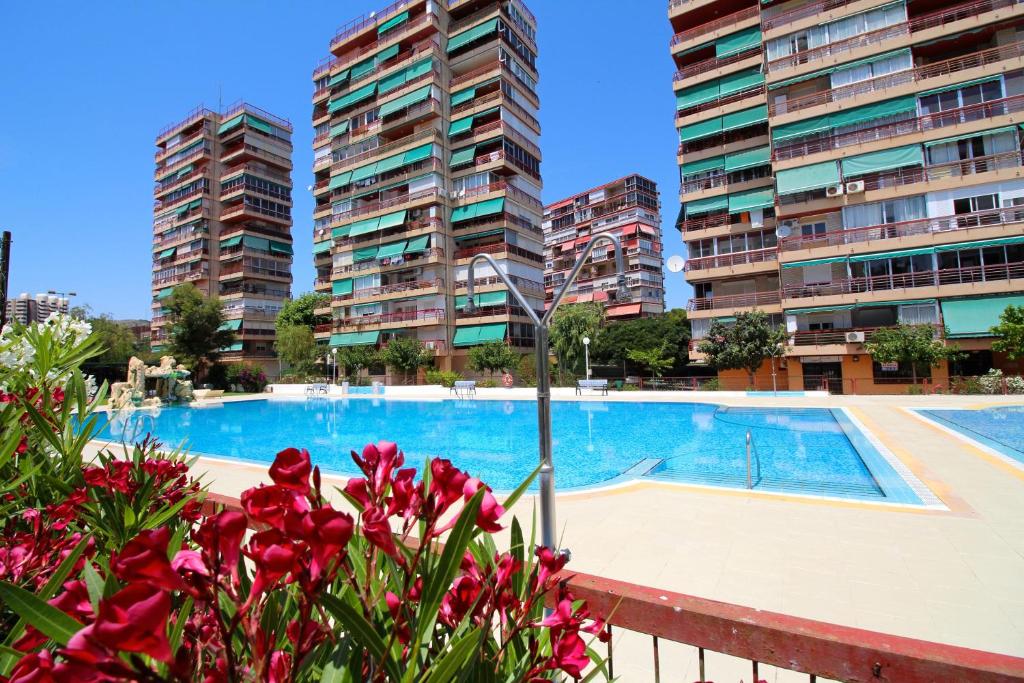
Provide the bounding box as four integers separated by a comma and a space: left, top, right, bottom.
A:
451, 87, 476, 106
352, 246, 378, 262
776, 161, 840, 195
332, 225, 351, 239
331, 331, 380, 347
404, 235, 430, 253
831, 95, 917, 128
918, 75, 1002, 98
454, 228, 505, 241
681, 156, 725, 176
219, 319, 243, 331
728, 187, 775, 213
941, 295, 1024, 338
156, 288, 175, 300
376, 44, 400, 63
449, 115, 475, 136
379, 84, 432, 117
679, 117, 723, 142
158, 247, 176, 259
934, 235, 1024, 252
330, 81, 377, 112
330, 121, 350, 138
772, 113, 832, 142
719, 69, 764, 98
857, 299, 936, 308
245, 116, 272, 134
332, 279, 353, 296
447, 18, 499, 53
403, 143, 433, 164
219, 235, 242, 248
841, 144, 923, 177
450, 146, 477, 166
377, 10, 409, 34
379, 67, 408, 93
781, 256, 849, 269
722, 105, 768, 133
725, 145, 771, 172
242, 235, 270, 251
377, 210, 407, 230
218, 342, 244, 352
848, 247, 935, 262
685, 195, 729, 217
351, 162, 379, 182
452, 322, 507, 346
328, 70, 350, 87
313, 240, 333, 255
329, 172, 352, 190
786, 304, 856, 314
452, 197, 504, 223
270, 241, 293, 255
677, 79, 720, 110
716, 26, 761, 58
376, 241, 407, 258
456, 291, 507, 308
218, 115, 244, 134
350, 56, 376, 80
769, 49, 911, 90
176, 164, 194, 178
349, 217, 382, 237
924, 125, 1017, 147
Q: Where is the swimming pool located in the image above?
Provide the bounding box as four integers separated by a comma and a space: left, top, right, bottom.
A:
917, 406, 1024, 466
99, 398, 924, 504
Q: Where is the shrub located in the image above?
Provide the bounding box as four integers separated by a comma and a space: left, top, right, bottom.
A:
205, 363, 228, 390
517, 353, 537, 387
478, 379, 499, 388
976, 369, 1024, 394
702, 378, 721, 391
424, 369, 462, 388
226, 362, 268, 393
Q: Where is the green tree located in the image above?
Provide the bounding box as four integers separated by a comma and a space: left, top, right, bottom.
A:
548, 302, 604, 383
991, 304, 1024, 361
275, 324, 318, 378
627, 342, 674, 378
591, 309, 690, 375
697, 310, 786, 387
468, 341, 519, 377
166, 283, 235, 382
335, 344, 379, 385
865, 324, 960, 384
379, 337, 433, 385
276, 292, 330, 331
88, 315, 142, 365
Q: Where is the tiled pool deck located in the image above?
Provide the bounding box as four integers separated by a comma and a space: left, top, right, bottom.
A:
90, 389, 1024, 680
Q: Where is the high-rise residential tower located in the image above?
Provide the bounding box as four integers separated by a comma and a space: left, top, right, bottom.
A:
311, 0, 543, 375
672, 0, 1024, 392
543, 175, 665, 318
5, 292, 69, 326
152, 103, 294, 376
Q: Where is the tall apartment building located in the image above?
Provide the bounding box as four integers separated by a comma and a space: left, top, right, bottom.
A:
543, 175, 665, 318
152, 103, 294, 376
671, 0, 1024, 393
310, 0, 543, 374
5, 292, 69, 325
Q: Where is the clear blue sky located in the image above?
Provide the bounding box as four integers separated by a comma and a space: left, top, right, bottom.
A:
0, 0, 688, 319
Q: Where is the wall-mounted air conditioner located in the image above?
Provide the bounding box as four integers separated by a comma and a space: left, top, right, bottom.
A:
845, 180, 865, 194
826, 184, 844, 198
845, 331, 866, 343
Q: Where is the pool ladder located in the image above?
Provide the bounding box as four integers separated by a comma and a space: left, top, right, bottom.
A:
745, 430, 762, 490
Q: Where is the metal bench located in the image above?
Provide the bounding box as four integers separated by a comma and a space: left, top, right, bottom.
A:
451, 380, 476, 398
576, 379, 609, 396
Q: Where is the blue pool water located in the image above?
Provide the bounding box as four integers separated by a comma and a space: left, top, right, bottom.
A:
98, 399, 921, 503
919, 407, 1024, 464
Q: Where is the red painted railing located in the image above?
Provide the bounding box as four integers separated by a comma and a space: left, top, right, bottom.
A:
688, 290, 781, 311
783, 260, 1024, 299
334, 307, 446, 329
330, 189, 443, 227
328, 2, 429, 52
221, 100, 293, 132
332, 248, 445, 276
454, 242, 544, 263
762, 0, 859, 31
334, 279, 442, 303
677, 84, 766, 119
674, 47, 762, 82
331, 129, 440, 171
685, 248, 779, 272
789, 324, 943, 346
155, 105, 215, 142
669, 6, 758, 46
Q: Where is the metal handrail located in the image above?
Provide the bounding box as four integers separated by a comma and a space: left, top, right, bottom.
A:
782, 260, 1024, 299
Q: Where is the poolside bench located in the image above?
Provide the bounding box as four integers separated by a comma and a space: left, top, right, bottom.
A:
305, 384, 329, 397
576, 379, 608, 396
452, 380, 476, 398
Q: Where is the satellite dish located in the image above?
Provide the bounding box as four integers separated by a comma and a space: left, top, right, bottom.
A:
666, 255, 686, 273
776, 223, 793, 239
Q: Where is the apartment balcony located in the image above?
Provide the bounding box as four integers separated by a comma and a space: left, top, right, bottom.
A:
680, 172, 772, 202
332, 307, 446, 331
332, 248, 445, 276
332, 279, 443, 305
328, 3, 435, 54
328, 188, 442, 231
152, 248, 208, 270
154, 167, 206, 197
452, 119, 542, 160
774, 93, 1024, 162
350, 96, 442, 141
220, 202, 291, 225
668, 0, 722, 18
155, 131, 207, 162
452, 210, 544, 241
766, 0, 1023, 74
379, 337, 448, 356
687, 290, 783, 314
685, 248, 780, 277
219, 223, 292, 243
221, 162, 291, 185
453, 180, 544, 213
672, 48, 763, 88
220, 143, 293, 170
782, 261, 1024, 303
454, 241, 544, 264
153, 224, 209, 249
153, 145, 212, 179
458, 148, 541, 181
769, 41, 1024, 119
155, 106, 215, 145
330, 129, 441, 172
786, 324, 944, 355
457, 304, 540, 322
451, 86, 541, 132
325, 158, 444, 204
218, 263, 292, 282
454, 275, 546, 298
333, 217, 441, 250
676, 84, 766, 122
223, 307, 281, 322
669, 6, 759, 53
153, 268, 209, 287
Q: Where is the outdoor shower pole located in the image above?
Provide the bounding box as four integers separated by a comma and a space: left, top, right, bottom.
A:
466, 233, 629, 552
0, 231, 11, 329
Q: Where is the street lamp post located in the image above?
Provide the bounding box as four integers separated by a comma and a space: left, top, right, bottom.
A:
465, 233, 628, 553
47, 289, 78, 315
331, 347, 338, 384
582, 336, 591, 379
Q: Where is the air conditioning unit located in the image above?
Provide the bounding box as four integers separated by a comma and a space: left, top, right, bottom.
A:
845, 180, 865, 194
826, 184, 845, 198
845, 331, 866, 343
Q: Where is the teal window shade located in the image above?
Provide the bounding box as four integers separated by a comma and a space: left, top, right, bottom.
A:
716, 26, 761, 58
781, 256, 849, 269
219, 342, 244, 353
242, 235, 270, 251
724, 145, 771, 172
454, 228, 504, 242
676, 79, 720, 111
451, 87, 476, 106
452, 322, 507, 346
452, 197, 504, 222
728, 187, 775, 213
377, 10, 409, 34
450, 146, 477, 166
353, 245, 379, 261
348, 217, 382, 237
218, 115, 244, 134
332, 279, 353, 296
176, 164, 194, 177
718, 68, 764, 97
158, 247, 176, 259
722, 105, 768, 133
376, 44, 401, 63
456, 291, 507, 308
676, 69, 763, 111
406, 58, 433, 80
775, 161, 840, 195
772, 113, 832, 142
376, 210, 407, 230
332, 225, 352, 239
375, 152, 407, 175
245, 116, 272, 134
841, 144, 923, 177
328, 171, 352, 190
219, 319, 242, 332
786, 304, 856, 314
219, 235, 242, 248
685, 195, 729, 217
379, 85, 432, 117
404, 235, 430, 253
313, 240, 332, 255
379, 68, 409, 93
941, 295, 1024, 338
918, 75, 1002, 98
403, 143, 433, 164
830, 95, 916, 128
447, 18, 499, 53
329, 81, 377, 112
681, 156, 725, 177
331, 331, 380, 346
679, 117, 723, 142
156, 288, 175, 300
350, 162, 379, 182
270, 241, 293, 255
328, 70, 350, 87
351, 57, 376, 80
376, 241, 407, 259
449, 115, 475, 136
848, 247, 935, 262
934, 235, 1024, 252
924, 125, 1017, 147
330, 121, 350, 138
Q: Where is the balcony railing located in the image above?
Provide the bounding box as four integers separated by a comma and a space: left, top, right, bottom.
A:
153, 268, 208, 286
457, 119, 542, 159
781, 206, 1024, 252
772, 41, 1024, 116
222, 162, 291, 184
329, 188, 442, 227
674, 47, 762, 82
454, 180, 544, 211
221, 143, 292, 168
156, 106, 215, 143
783, 260, 1024, 299
853, 150, 1023, 193
685, 248, 779, 272
454, 241, 544, 263
327, 2, 429, 53
334, 307, 446, 329
774, 93, 1024, 161
454, 275, 546, 297
334, 279, 443, 303
450, 87, 541, 131
154, 187, 208, 212
687, 290, 782, 311
154, 145, 211, 179
677, 84, 766, 119
789, 324, 943, 346
762, 0, 860, 31
334, 218, 442, 249
332, 248, 445, 276
331, 129, 440, 172
669, 6, 758, 47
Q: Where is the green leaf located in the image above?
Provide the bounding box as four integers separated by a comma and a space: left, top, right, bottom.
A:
320, 593, 402, 682
418, 629, 481, 683
169, 597, 193, 653
0, 581, 83, 646
82, 562, 104, 612
499, 464, 540, 517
